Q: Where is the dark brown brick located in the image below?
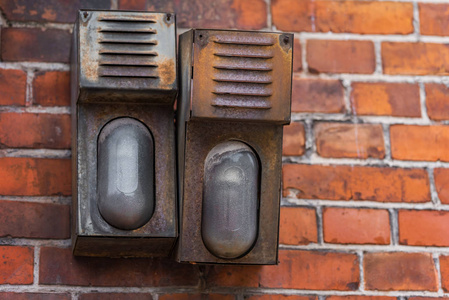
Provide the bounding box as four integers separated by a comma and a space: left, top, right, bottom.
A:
80, 294, 152, 300
0, 69, 27, 106
33, 71, 70, 106
0, 0, 111, 23
0, 200, 69, 239
39, 247, 200, 286
292, 78, 345, 113
1, 28, 71, 63
0, 293, 70, 300
145, 0, 267, 30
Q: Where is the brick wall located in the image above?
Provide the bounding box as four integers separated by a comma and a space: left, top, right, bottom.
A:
0, 0, 449, 299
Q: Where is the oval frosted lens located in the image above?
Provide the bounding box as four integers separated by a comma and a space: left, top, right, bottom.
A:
202, 141, 259, 259
97, 118, 154, 230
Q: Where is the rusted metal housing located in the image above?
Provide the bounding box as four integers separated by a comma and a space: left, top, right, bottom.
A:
71, 10, 177, 257
176, 29, 293, 264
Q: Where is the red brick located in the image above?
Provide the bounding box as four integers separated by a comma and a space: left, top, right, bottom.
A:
399, 210, 449, 246
420, 4, 449, 36
0, 158, 71, 196
283, 164, 430, 203
205, 265, 261, 287
382, 42, 449, 75
292, 78, 345, 113
0, 69, 27, 106
351, 82, 421, 117
0, 293, 70, 300
80, 294, 152, 300
315, 1, 413, 35
283, 122, 305, 156
439, 255, 449, 291
326, 297, 394, 300
279, 207, 317, 245
293, 38, 302, 72
246, 296, 316, 300
323, 208, 390, 245
391, 125, 449, 161
307, 40, 375, 74
434, 168, 449, 204
259, 250, 359, 290
364, 252, 437, 291
0, 200, 69, 239
0, 0, 110, 23
159, 294, 234, 300
0, 246, 33, 285
426, 84, 449, 121
315, 123, 385, 159
145, 0, 267, 30
206, 250, 359, 290
118, 0, 147, 10
33, 71, 70, 106
39, 247, 200, 286
0, 113, 71, 149
1, 28, 71, 63
271, 0, 312, 32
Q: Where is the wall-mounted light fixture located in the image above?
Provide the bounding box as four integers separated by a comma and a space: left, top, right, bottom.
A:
175, 29, 293, 264
71, 10, 178, 257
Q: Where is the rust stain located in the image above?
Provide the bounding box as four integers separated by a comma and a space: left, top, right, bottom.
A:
158, 57, 176, 87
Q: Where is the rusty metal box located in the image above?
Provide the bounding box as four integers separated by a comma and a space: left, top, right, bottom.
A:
71, 10, 177, 257
176, 29, 293, 264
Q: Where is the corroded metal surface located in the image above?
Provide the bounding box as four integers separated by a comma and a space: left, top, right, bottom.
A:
74, 10, 177, 104
176, 29, 293, 265
71, 10, 177, 257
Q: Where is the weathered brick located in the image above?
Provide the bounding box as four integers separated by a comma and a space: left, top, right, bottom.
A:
409, 298, 448, 300
315, 123, 385, 159
439, 255, 449, 291
80, 294, 152, 300
434, 168, 449, 204
323, 208, 390, 245
144, 0, 267, 30
307, 40, 375, 74
0, 113, 71, 149
0, 246, 33, 285
382, 42, 449, 75
419, 4, 449, 36
258, 250, 359, 290
391, 125, 449, 161
33, 71, 70, 106
293, 38, 302, 72
426, 84, 449, 121
159, 294, 234, 300
0, 69, 27, 106
399, 210, 449, 246
351, 82, 421, 117
364, 252, 437, 291
118, 0, 147, 10
1, 28, 71, 63
279, 207, 317, 245
0, 200, 69, 239
246, 296, 316, 300
271, 0, 312, 32
283, 122, 305, 156
0, 158, 71, 196
326, 297, 395, 300
283, 164, 430, 203
0, 0, 110, 23
0, 293, 70, 300
206, 250, 359, 290
39, 247, 200, 286
291, 78, 345, 113
315, 1, 413, 35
